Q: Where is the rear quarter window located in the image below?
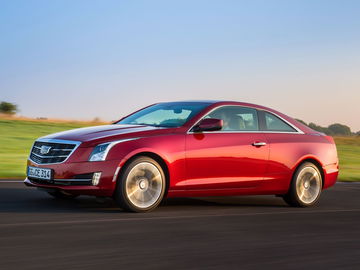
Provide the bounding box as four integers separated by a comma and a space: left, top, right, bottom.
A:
264, 112, 297, 132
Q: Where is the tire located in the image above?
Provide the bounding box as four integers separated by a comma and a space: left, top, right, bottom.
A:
114, 156, 166, 212
283, 162, 322, 207
47, 190, 79, 199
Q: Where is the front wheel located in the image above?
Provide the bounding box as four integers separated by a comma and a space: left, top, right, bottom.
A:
115, 156, 166, 212
283, 162, 322, 207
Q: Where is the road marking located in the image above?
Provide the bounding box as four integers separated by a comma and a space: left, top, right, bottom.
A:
0, 208, 359, 228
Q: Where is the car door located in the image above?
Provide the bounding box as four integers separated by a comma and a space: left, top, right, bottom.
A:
185, 106, 269, 189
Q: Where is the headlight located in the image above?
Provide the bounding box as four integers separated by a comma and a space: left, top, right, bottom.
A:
88, 138, 138, 161
89, 143, 111, 161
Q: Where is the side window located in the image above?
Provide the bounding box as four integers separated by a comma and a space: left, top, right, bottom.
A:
264, 112, 297, 132
206, 106, 259, 131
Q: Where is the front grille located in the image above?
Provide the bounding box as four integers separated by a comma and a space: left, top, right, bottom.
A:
29, 140, 79, 164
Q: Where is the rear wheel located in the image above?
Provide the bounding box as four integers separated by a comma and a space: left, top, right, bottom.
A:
115, 156, 166, 212
47, 190, 79, 199
283, 162, 322, 207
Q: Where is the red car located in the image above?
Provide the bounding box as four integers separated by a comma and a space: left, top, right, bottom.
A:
25, 101, 339, 212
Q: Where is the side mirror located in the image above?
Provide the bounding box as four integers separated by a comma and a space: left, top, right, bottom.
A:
192, 118, 223, 132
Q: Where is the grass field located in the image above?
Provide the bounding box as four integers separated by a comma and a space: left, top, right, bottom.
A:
0, 118, 102, 178
0, 117, 359, 181
333, 137, 360, 181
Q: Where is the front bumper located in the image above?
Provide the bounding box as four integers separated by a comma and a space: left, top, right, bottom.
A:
25, 159, 121, 197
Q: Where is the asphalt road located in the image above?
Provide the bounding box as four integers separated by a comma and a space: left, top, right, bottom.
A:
0, 181, 359, 270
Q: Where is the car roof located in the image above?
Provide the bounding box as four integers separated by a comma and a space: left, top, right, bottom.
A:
162, 100, 273, 110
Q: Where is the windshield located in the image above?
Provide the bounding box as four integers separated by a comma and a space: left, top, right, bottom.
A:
116, 102, 211, 128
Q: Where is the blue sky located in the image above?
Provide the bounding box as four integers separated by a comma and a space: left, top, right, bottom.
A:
1, 0, 359, 130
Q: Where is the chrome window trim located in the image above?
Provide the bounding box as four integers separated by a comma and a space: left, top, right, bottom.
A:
262, 111, 303, 134
187, 105, 304, 135
28, 138, 82, 165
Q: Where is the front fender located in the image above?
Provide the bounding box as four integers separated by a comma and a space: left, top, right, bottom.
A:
105, 134, 187, 190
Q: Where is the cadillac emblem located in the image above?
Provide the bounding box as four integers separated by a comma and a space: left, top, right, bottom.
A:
40, 145, 52, 155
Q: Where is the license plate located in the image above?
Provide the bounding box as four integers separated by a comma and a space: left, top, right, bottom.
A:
27, 166, 53, 180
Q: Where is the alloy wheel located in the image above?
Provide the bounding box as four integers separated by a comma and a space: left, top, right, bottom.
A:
295, 166, 321, 204
125, 162, 164, 209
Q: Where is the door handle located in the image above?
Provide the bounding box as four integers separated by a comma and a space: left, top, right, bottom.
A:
252, 142, 267, 147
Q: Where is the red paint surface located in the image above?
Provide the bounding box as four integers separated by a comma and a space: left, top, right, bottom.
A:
25, 101, 339, 197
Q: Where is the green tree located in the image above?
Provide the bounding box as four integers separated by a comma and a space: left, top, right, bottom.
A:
0, 101, 18, 115
308, 122, 330, 134
328, 123, 352, 136
295, 118, 354, 136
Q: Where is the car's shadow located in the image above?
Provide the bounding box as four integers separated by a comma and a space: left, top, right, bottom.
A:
0, 186, 288, 214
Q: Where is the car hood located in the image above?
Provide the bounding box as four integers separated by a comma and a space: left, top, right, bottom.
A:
40, 124, 173, 146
